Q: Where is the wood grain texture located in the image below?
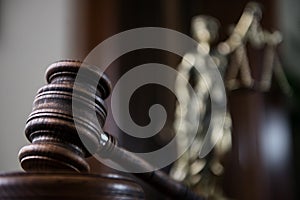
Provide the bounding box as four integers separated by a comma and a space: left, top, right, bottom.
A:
0, 172, 144, 200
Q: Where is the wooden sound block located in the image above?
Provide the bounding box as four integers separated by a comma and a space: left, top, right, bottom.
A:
0, 172, 144, 199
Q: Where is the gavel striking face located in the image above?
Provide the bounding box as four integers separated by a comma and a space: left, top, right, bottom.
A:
18, 60, 113, 173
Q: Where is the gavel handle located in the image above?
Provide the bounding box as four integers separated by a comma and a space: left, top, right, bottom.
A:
98, 134, 205, 200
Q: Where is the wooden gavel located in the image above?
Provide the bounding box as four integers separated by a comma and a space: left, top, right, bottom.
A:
18, 60, 204, 200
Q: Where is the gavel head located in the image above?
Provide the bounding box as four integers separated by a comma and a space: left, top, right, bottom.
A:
18, 60, 112, 173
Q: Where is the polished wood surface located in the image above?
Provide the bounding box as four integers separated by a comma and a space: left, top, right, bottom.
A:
0, 172, 144, 200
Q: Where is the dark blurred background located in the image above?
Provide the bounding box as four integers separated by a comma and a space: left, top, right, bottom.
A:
0, 0, 299, 199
